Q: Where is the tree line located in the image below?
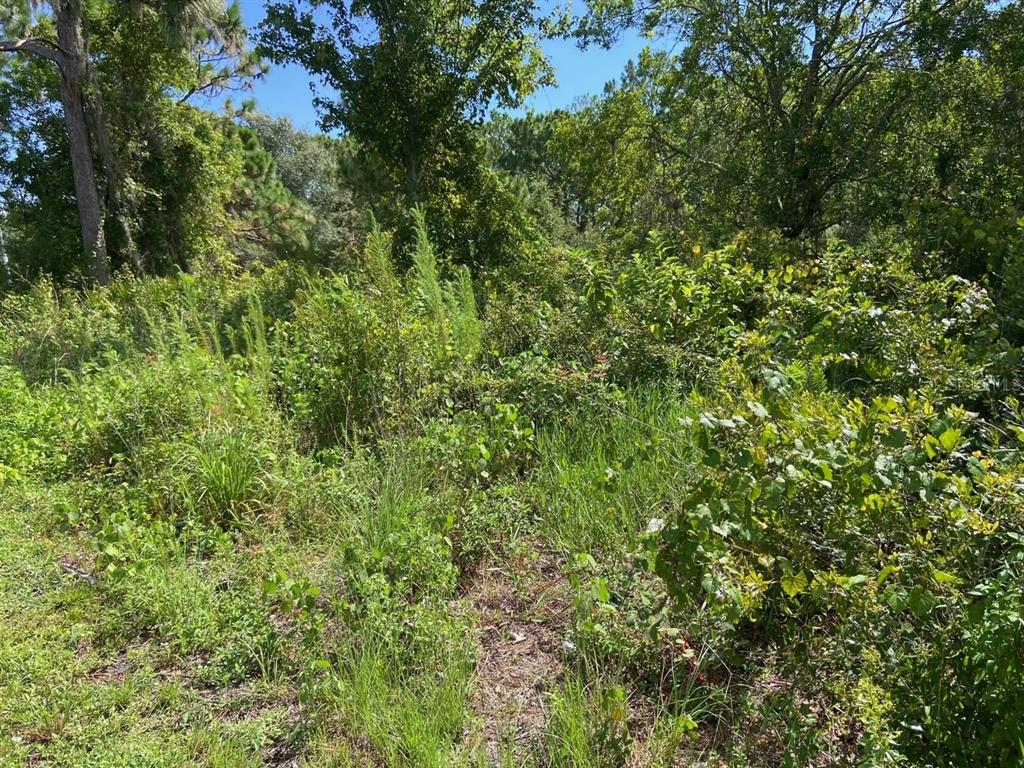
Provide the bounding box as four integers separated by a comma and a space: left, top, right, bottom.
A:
2, 0, 1022, 325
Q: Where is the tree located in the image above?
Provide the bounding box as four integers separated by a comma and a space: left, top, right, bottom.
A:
245, 113, 367, 262
0, 0, 262, 282
484, 111, 581, 244
258, 0, 554, 265
259, 0, 552, 202
0, 49, 82, 281
1, 0, 109, 281
579, 0, 978, 238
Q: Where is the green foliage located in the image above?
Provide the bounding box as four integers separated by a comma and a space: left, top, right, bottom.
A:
561, 234, 1017, 400
0, 50, 82, 281
257, 0, 553, 268
0, 0, 286, 280
650, 381, 1024, 762
184, 426, 275, 529
325, 640, 474, 767
476, 226, 1023, 764
545, 678, 631, 768
915, 202, 1024, 343
258, 0, 552, 202
276, 216, 482, 449
245, 113, 368, 263
3, 3, 1024, 759
460, 398, 536, 483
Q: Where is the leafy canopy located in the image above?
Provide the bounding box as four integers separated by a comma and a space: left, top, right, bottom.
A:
257, 0, 554, 200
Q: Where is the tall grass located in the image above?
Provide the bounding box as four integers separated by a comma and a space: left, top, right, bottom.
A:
328, 643, 474, 768
412, 206, 447, 347
534, 387, 696, 554
448, 266, 482, 362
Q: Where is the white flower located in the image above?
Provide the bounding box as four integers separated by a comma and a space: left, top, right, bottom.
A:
646, 517, 666, 533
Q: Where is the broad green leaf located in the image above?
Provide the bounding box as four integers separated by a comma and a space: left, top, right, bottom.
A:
908, 586, 936, 618
938, 428, 962, 452
781, 570, 809, 598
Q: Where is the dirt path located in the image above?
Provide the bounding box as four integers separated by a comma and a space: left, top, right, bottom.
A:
460, 546, 571, 763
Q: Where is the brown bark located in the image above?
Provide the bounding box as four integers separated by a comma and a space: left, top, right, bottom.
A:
55, 1, 110, 284
80, 20, 141, 275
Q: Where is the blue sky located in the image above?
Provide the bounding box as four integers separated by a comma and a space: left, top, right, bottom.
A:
235, 0, 661, 131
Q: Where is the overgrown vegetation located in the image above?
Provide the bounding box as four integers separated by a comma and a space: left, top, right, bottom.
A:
2, 0, 1024, 765
2, 224, 1021, 766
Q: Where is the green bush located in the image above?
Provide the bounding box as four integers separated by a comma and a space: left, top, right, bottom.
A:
532, 233, 1018, 402
651, 372, 1024, 763
277, 214, 483, 450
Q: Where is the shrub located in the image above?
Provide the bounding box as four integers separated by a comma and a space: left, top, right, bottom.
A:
278, 214, 483, 450
651, 372, 1024, 763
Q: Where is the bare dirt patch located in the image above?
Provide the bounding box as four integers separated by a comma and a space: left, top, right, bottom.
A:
459, 544, 571, 762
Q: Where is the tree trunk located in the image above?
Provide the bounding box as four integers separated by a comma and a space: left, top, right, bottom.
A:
1, 4, 111, 285
80, 20, 142, 276
54, 0, 110, 284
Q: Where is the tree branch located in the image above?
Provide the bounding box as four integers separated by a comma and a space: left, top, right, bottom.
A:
0, 36, 66, 65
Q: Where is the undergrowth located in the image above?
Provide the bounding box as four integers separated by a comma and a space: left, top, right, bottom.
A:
1, 224, 1022, 767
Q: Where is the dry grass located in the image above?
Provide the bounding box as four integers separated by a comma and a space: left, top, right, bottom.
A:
459, 544, 572, 762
